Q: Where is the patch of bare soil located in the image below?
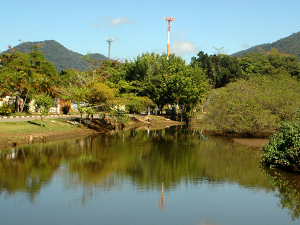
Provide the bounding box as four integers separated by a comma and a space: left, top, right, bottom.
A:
233, 138, 269, 147
133, 115, 185, 126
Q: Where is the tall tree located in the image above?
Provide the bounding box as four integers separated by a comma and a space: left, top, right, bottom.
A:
240, 49, 300, 78
0, 48, 58, 112
192, 52, 243, 88
124, 52, 209, 113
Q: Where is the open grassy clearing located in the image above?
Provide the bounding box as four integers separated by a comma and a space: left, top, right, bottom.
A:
0, 119, 81, 135
0, 119, 92, 149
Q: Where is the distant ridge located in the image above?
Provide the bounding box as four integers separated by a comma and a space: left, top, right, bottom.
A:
4, 40, 109, 72
232, 31, 300, 60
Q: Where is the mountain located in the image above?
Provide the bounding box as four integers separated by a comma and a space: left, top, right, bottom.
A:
232, 31, 300, 60
5, 40, 109, 72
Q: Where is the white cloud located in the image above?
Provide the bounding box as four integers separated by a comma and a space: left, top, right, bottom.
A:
91, 23, 99, 28
173, 28, 191, 39
107, 17, 137, 26
171, 40, 200, 56
91, 17, 137, 29
242, 43, 250, 49
152, 47, 165, 53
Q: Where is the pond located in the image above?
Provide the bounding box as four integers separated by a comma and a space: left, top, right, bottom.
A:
1, 126, 300, 225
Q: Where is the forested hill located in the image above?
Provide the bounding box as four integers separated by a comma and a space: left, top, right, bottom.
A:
232, 31, 300, 60
4, 40, 109, 72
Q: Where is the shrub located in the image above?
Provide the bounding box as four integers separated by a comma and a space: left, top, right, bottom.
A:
261, 120, 300, 171
110, 109, 130, 123
0, 103, 14, 116
203, 75, 300, 136
204, 79, 279, 135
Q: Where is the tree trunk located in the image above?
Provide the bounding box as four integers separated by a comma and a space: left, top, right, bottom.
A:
15, 96, 20, 113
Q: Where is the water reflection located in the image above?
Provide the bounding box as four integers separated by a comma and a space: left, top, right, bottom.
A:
262, 168, 300, 221
0, 126, 300, 222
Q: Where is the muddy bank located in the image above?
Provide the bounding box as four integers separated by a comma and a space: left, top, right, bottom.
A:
233, 138, 269, 147
0, 127, 100, 149
0, 115, 185, 149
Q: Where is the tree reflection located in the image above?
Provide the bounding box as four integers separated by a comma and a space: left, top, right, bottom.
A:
263, 168, 300, 220
0, 144, 60, 202
0, 126, 278, 205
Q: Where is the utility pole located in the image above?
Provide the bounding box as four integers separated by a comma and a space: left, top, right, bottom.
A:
164, 15, 175, 60
106, 38, 113, 59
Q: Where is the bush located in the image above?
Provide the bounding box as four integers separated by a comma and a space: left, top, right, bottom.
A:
110, 109, 130, 123
204, 79, 279, 135
203, 75, 300, 136
261, 120, 300, 171
0, 103, 14, 116
121, 93, 153, 114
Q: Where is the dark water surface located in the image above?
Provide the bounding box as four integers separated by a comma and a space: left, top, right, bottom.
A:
1, 126, 300, 225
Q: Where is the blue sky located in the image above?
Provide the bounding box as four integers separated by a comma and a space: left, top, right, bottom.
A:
2, 0, 300, 63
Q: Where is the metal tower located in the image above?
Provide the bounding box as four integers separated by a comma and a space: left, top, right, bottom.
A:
164, 15, 175, 59
106, 38, 114, 59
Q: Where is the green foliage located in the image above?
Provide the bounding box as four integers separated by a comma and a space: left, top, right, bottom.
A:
109, 109, 130, 124
232, 31, 300, 61
4, 40, 109, 72
261, 120, 300, 171
0, 50, 58, 83
0, 103, 14, 116
35, 94, 53, 115
251, 75, 300, 121
58, 62, 117, 114
191, 51, 243, 88
240, 49, 300, 78
0, 49, 59, 113
125, 52, 209, 112
204, 79, 279, 135
204, 73, 300, 135
120, 93, 153, 114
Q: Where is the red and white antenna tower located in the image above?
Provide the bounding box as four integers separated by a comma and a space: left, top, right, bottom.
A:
164, 14, 175, 59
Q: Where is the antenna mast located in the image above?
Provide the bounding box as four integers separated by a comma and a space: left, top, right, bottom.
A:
106, 38, 114, 59
164, 14, 175, 59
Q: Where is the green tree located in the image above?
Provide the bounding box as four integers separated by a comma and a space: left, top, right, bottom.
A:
240, 49, 300, 78
0, 48, 58, 113
124, 52, 209, 114
35, 94, 54, 126
191, 51, 214, 84
57, 61, 117, 123
192, 52, 243, 88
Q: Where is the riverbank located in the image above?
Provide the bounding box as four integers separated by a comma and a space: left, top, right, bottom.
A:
0, 115, 185, 149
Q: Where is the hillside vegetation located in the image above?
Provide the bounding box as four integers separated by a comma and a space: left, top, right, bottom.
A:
232, 31, 300, 60
4, 40, 108, 72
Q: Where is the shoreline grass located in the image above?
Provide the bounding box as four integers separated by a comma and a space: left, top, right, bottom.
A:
0, 119, 82, 135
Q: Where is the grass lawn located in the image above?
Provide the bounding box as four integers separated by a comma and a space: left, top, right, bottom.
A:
0, 118, 90, 149
0, 119, 81, 135
0, 119, 82, 138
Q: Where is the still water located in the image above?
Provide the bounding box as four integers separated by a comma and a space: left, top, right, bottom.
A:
1, 126, 300, 225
